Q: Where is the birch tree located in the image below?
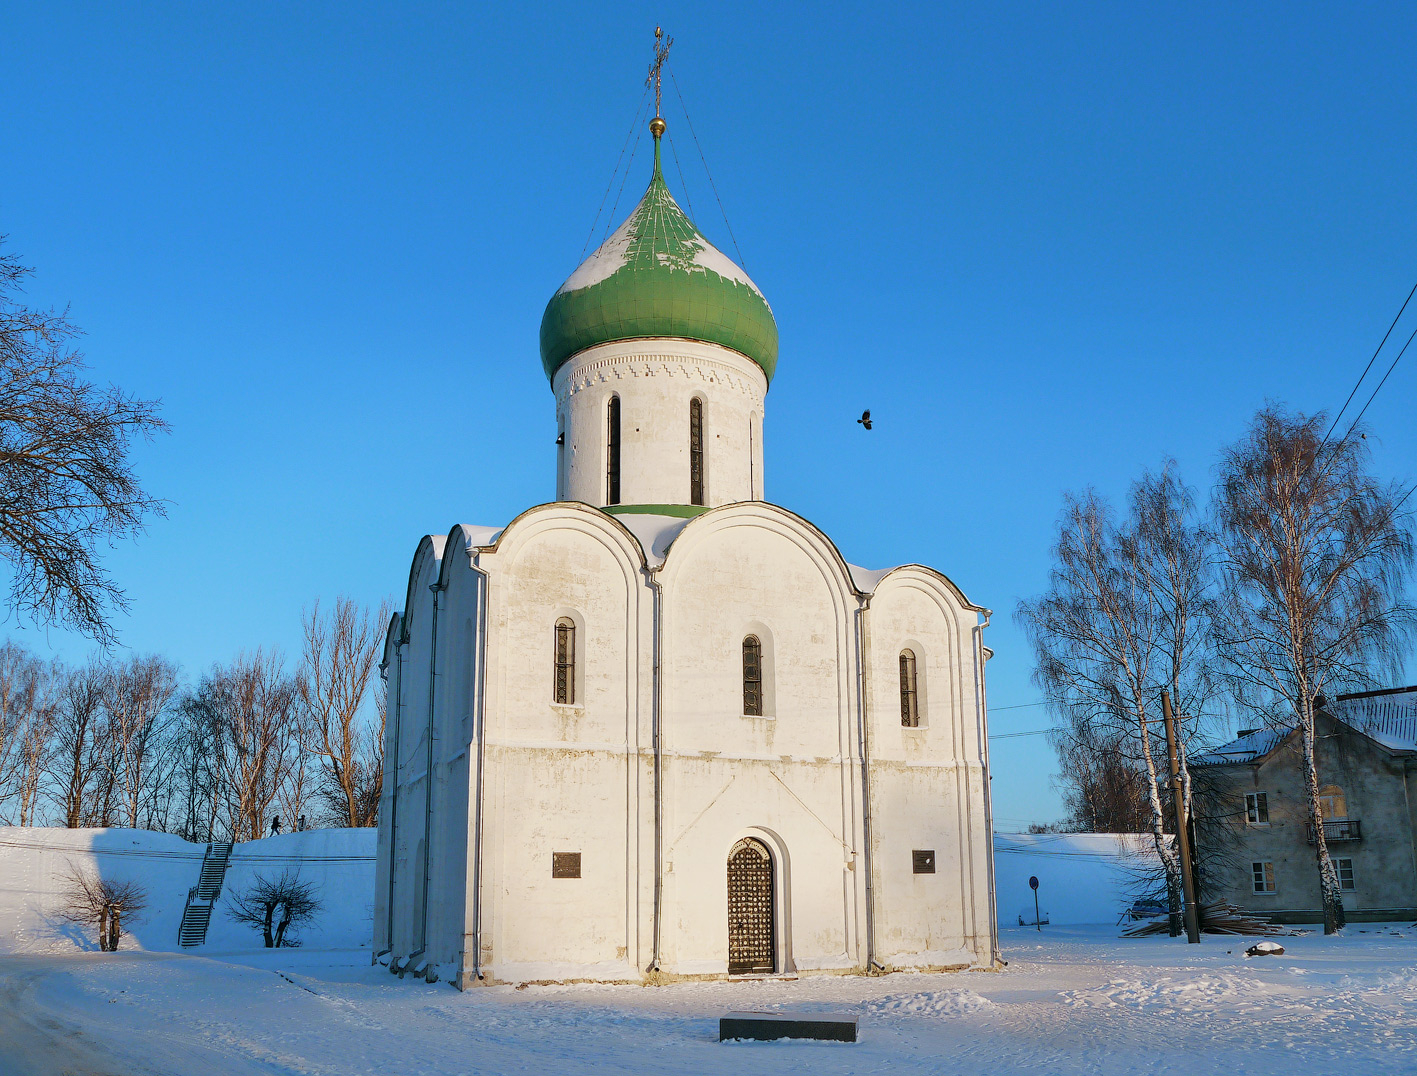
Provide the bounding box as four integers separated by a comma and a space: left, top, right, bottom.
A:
48, 663, 110, 827
189, 651, 298, 841
297, 597, 390, 827
1212, 407, 1414, 934
103, 654, 179, 829
1018, 469, 1215, 933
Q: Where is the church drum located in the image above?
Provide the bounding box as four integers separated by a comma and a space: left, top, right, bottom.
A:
727, 838, 774, 974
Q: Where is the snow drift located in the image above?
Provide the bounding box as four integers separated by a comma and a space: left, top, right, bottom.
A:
0, 826, 376, 953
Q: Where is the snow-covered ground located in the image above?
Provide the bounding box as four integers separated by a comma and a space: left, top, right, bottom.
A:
3, 925, 1414, 1075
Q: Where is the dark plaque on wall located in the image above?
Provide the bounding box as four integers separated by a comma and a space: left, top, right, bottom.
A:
552, 852, 582, 878
912, 849, 936, 874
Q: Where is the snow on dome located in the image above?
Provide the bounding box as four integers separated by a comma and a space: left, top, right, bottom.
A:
539, 138, 778, 383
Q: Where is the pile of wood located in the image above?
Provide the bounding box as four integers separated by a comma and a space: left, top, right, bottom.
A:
1123, 901, 1298, 937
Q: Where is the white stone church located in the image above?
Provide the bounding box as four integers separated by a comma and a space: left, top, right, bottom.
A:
373, 113, 999, 988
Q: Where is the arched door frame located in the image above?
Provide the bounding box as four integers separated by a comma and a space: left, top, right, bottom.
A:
726, 826, 792, 974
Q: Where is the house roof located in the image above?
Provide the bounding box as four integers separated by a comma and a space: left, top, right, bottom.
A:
1194, 685, 1417, 764
1332, 686, 1417, 753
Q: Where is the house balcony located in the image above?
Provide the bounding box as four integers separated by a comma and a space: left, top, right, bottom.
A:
1305, 819, 1362, 843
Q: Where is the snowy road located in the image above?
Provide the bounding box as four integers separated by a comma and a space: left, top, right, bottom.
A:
2, 927, 1415, 1075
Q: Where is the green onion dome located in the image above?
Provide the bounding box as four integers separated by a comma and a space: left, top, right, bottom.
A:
540, 134, 778, 383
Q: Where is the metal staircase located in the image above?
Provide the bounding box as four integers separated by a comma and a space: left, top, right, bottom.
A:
178, 841, 233, 948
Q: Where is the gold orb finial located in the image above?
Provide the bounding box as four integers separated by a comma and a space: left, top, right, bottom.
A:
649, 116, 666, 138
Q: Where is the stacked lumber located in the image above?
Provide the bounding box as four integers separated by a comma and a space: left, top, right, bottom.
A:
1122, 901, 1297, 937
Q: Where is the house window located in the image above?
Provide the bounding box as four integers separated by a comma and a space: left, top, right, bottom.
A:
554, 618, 576, 705
899, 649, 920, 727
742, 635, 763, 717
912, 849, 936, 874
606, 395, 621, 505
1245, 792, 1269, 824
689, 397, 704, 506
1331, 857, 1355, 890
1318, 785, 1346, 819
1251, 861, 1276, 893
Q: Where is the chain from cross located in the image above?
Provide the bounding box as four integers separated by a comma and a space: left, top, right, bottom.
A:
646, 26, 673, 118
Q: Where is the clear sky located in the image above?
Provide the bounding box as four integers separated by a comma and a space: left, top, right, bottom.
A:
3, 2, 1414, 829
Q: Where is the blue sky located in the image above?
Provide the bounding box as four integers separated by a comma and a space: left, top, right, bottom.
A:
2, 2, 1414, 828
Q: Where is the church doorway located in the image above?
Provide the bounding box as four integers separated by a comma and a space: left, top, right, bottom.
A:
727, 837, 775, 974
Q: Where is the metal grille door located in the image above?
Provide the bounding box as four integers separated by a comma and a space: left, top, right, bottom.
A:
727, 838, 774, 974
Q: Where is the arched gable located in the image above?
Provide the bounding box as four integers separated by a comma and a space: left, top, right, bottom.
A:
402, 534, 448, 628
479, 501, 648, 584
658, 502, 860, 603
865, 563, 988, 614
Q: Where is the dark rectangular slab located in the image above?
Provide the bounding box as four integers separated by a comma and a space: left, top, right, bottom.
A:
719, 1011, 858, 1043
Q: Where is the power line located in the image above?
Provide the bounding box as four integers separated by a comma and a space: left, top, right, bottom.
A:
580, 85, 650, 260
1342, 321, 1417, 435
989, 728, 1062, 740
1320, 280, 1417, 447
665, 62, 747, 272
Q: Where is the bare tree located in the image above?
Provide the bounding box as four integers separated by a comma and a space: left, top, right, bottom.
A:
226, 870, 321, 947
0, 641, 55, 823
103, 654, 180, 829
297, 597, 390, 827
47, 663, 111, 828
1053, 723, 1153, 833
1017, 478, 1215, 935
0, 240, 168, 645
193, 651, 298, 841
57, 863, 147, 951
1212, 407, 1414, 933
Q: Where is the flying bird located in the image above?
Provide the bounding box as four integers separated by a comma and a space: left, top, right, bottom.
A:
857, 410, 872, 430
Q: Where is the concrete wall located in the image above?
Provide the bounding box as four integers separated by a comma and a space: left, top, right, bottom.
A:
1199, 712, 1417, 922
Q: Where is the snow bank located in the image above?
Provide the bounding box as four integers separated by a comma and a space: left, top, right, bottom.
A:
993, 833, 1160, 926
0, 826, 376, 953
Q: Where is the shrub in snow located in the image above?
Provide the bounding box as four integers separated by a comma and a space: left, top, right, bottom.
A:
57, 864, 148, 952
227, 870, 322, 948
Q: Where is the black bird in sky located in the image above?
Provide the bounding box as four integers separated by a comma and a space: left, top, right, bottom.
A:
857, 409, 872, 430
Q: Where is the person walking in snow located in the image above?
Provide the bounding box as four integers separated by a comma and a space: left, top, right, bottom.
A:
270, 816, 282, 835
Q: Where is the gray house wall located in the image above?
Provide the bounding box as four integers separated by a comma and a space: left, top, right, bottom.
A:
1197, 711, 1417, 923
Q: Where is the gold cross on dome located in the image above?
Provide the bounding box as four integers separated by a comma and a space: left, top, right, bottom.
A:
645, 25, 673, 120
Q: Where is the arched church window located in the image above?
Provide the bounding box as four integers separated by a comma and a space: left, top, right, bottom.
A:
606, 395, 621, 505
899, 649, 919, 727
554, 618, 576, 705
689, 397, 705, 506
742, 635, 763, 716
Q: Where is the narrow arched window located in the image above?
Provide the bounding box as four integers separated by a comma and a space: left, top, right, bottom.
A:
554, 618, 576, 705
742, 635, 763, 716
689, 397, 705, 506
606, 395, 621, 505
899, 649, 919, 727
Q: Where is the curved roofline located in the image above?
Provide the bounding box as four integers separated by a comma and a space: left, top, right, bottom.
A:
402, 534, 446, 624
655, 500, 861, 600
463, 500, 651, 574
867, 563, 990, 616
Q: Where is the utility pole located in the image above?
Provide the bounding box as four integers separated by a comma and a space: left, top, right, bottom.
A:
1161, 690, 1201, 943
